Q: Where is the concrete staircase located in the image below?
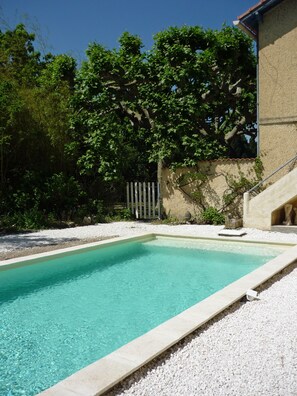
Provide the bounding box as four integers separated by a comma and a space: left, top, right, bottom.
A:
243, 166, 297, 230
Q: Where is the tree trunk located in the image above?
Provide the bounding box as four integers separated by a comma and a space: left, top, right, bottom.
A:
157, 159, 163, 219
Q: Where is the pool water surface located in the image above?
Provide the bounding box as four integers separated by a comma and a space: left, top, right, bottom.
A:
0, 236, 286, 395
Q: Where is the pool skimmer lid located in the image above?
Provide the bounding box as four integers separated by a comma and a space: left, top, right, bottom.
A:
218, 229, 247, 237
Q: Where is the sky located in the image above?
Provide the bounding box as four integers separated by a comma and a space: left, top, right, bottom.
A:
1, 0, 257, 61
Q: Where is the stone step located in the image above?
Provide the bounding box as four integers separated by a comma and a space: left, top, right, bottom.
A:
243, 167, 297, 230
218, 229, 247, 237
271, 225, 297, 234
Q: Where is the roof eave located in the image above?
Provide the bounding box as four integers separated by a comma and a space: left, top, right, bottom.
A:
238, 0, 284, 37
233, 20, 257, 40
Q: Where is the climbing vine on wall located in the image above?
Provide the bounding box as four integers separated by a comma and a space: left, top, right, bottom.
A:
175, 167, 209, 211
173, 158, 264, 222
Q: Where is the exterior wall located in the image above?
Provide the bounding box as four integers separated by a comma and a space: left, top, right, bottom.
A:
260, 124, 297, 182
243, 167, 297, 230
258, 0, 297, 178
162, 159, 256, 221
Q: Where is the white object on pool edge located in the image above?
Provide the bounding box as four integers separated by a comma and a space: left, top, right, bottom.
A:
218, 229, 247, 237
246, 289, 259, 301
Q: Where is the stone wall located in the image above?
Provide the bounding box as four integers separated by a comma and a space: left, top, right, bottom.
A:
161, 159, 257, 221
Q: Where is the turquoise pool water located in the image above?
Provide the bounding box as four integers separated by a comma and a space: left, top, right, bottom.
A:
0, 237, 285, 395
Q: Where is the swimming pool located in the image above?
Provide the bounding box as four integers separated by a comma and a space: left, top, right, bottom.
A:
0, 234, 294, 395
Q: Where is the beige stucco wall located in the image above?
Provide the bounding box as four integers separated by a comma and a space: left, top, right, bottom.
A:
260, 123, 297, 180
258, 0, 297, 177
243, 166, 297, 229
162, 159, 256, 221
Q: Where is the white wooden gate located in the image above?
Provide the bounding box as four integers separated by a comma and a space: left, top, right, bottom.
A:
126, 182, 161, 219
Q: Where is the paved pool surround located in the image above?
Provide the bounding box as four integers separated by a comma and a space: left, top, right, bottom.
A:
1, 233, 296, 396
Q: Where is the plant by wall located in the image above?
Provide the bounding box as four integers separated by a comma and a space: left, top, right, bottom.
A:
173, 158, 264, 223
175, 168, 209, 211
222, 158, 263, 216
201, 207, 225, 225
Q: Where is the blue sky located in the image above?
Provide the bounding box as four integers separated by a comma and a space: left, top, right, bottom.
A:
1, 0, 257, 61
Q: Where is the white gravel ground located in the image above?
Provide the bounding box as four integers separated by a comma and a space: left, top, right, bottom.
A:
2, 221, 297, 253
1, 222, 297, 395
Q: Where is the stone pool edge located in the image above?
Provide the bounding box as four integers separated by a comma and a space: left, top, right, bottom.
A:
2, 233, 296, 396
0, 233, 153, 269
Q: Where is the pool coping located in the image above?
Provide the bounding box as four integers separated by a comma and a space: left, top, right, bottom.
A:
1, 232, 294, 269
2, 233, 297, 396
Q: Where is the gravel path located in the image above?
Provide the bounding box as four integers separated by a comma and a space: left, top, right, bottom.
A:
1, 222, 297, 395
2, 221, 297, 255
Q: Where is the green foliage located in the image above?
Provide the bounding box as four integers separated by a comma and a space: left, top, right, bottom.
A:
176, 171, 208, 187
0, 23, 257, 230
190, 190, 205, 207
105, 208, 134, 222
71, 25, 256, 181
223, 174, 255, 206
0, 24, 42, 85
43, 173, 84, 219
0, 24, 80, 230
152, 212, 180, 225
221, 160, 263, 217
73, 199, 106, 224
0, 24, 76, 187
201, 207, 225, 225
38, 54, 76, 88
175, 170, 208, 209
118, 208, 134, 220
254, 157, 264, 180
0, 171, 87, 230
174, 160, 262, 221
70, 35, 154, 182
0, 208, 47, 230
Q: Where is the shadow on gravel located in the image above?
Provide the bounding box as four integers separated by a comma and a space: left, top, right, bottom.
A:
0, 234, 79, 251
1, 235, 117, 260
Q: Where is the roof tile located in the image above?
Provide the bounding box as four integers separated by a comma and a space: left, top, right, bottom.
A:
238, 0, 269, 20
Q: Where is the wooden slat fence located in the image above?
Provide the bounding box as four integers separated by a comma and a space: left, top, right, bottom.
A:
126, 182, 160, 219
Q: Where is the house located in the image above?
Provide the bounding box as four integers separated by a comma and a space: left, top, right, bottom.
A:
236, 0, 297, 230
160, 0, 297, 228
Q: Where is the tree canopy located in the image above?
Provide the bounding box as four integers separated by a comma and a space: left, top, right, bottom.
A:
0, 24, 78, 227
0, 23, 257, 229
71, 25, 256, 182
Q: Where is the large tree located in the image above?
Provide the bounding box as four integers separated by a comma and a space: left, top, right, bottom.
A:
0, 24, 78, 225
0, 24, 76, 186
71, 25, 256, 182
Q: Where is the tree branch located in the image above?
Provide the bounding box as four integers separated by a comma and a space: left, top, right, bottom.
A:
120, 101, 142, 123
142, 108, 155, 129
224, 116, 246, 142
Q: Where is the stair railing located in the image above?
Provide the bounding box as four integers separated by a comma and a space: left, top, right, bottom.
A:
243, 153, 297, 215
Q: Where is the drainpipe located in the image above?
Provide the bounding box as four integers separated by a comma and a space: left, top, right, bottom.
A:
255, 12, 263, 157
157, 159, 163, 219
233, 20, 259, 156
256, 34, 260, 157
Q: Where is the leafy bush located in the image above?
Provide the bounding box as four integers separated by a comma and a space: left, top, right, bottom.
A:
19, 208, 47, 229
201, 207, 225, 225
105, 208, 134, 222
0, 208, 48, 231
43, 173, 85, 220
114, 208, 133, 221
0, 171, 89, 230
74, 199, 106, 224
